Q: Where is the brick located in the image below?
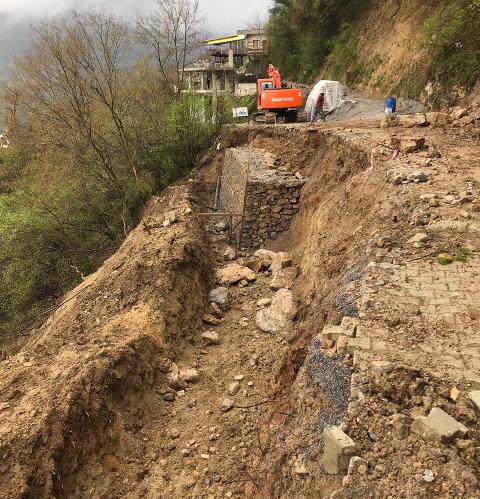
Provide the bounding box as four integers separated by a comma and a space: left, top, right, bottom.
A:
322, 426, 356, 474
412, 407, 468, 443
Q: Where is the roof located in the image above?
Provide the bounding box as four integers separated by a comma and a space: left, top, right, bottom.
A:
204, 34, 246, 46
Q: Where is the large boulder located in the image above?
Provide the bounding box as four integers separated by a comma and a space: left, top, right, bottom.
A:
270, 267, 299, 290
255, 308, 288, 334
216, 264, 256, 285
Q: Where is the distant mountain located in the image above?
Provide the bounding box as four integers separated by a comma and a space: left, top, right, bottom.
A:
0, 18, 32, 82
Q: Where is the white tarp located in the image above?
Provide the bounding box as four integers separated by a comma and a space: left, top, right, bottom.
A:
305, 80, 345, 120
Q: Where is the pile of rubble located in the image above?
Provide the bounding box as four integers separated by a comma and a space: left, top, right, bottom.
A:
381, 106, 480, 129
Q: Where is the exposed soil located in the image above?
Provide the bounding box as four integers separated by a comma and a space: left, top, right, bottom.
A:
1, 111, 480, 498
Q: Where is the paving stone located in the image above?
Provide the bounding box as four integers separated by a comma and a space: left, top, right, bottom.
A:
322, 426, 356, 474
412, 407, 468, 443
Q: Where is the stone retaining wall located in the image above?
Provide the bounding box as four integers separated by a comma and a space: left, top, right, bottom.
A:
218, 147, 305, 249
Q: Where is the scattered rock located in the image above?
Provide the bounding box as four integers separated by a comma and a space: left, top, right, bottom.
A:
179, 367, 199, 384
257, 297, 272, 308
407, 233, 428, 244
234, 375, 245, 381
270, 267, 299, 290
450, 107, 468, 120
255, 308, 288, 334
381, 116, 398, 128
224, 246, 237, 261
450, 386, 461, 402
254, 249, 277, 269
170, 428, 180, 439
412, 407, 468, 443
371, 360, 394, 373
215, 220, 228, 231
391, 136, 426, 154
201, 331, 220, 346
322, 426, 356, 474
407, 172, 428, 183
245, 256, 262, 273
427, 144, 442, 158
217, 264, 256, 285
221, 399, 235, 412
209, 287, 229, 311
163, 392, 176, 402
209, 302, 224, 319
422, 469, 435, 483
468, 391, 480, 411
437, 253, 454, 264
228, 382, 240, 396
426, 112, 452, 126
202, 314, 222, 326
270, 252, 292, 273
398, 113, 428, 128
271, 288, 297, 319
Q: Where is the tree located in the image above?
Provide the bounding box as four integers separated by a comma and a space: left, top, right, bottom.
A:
136, 0, 205, 91
8, 11, 141, 234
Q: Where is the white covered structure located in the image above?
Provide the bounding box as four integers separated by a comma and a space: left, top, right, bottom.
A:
305, 80, 345, 120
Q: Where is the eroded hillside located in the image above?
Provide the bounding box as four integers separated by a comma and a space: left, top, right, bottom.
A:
1, 109, 480, 498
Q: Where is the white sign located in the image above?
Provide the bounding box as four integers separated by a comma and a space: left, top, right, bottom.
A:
232, 107, 249, 118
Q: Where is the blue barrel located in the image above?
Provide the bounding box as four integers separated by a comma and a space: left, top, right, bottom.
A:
385, 96, 397, 113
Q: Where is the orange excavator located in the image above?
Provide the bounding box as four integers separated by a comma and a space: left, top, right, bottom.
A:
253, 64, 307, 124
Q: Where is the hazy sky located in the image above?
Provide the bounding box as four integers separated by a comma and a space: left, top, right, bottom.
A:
0, 0, 271, 34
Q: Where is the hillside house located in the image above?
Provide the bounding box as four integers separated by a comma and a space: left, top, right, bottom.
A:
181, 28, 267, 97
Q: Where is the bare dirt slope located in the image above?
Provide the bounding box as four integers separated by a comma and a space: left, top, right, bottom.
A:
0, 185, 213, 498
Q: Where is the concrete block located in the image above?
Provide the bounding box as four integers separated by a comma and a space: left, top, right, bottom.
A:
340, 317, 358, 337
345, 337, 372, 354
336, 335, 348, 354
322, 426, 356, 474
322, 325, 346, 341
468, 391, 480, 412
412, 407, 468, 443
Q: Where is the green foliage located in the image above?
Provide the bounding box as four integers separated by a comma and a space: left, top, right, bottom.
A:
0, 76, 220, 344
267, 0, 371, 82
422, 0, 480, 92
454, 246, 470, 263
393, 70, 426, 99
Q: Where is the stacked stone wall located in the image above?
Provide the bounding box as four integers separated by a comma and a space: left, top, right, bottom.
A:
217, 147, 305, 249
241, 179, 304, 249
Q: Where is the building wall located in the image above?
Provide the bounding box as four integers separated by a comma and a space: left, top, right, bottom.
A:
235, 83, 257, 97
